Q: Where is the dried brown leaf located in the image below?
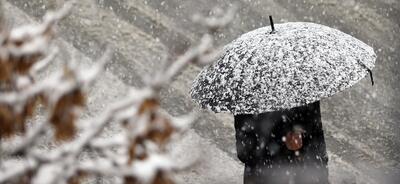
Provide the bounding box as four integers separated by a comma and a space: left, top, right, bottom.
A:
152, 171, 174, 184
0, 99, 36, 138
147, 117, 174, 146
0, 104, 16, 138
13, 53, 43, 74
67, 171, 87, 184
23, 96, 39, 119
0, 59, 13, 82
128, 137, 148, 163
138, 98, 159, 115
51, 111, 76, 141
124, 176, 139, 184
50, 88, 85, 141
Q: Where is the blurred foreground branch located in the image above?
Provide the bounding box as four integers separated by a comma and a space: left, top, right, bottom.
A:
0, 2, 234, 184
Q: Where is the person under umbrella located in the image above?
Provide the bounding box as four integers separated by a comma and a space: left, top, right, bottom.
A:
234, 101, 326, 184
190, 16, 376, 184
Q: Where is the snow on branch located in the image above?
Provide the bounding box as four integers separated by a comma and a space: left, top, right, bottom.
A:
0, 2, 235, 184
192, 4, 238, 32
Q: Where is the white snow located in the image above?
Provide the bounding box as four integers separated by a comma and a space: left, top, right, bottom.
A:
191, 22, 376, 114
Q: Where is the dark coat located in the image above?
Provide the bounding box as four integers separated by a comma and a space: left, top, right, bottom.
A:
234, 101, 329, 184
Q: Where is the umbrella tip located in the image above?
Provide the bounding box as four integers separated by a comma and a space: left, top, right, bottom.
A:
367, 69, 374, 86
269, 15, 276, 34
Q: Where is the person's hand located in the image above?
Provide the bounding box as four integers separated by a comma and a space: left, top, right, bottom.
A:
284, 126, 305, 151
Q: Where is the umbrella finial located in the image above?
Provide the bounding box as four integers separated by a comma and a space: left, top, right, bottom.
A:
269, 15, 275, 34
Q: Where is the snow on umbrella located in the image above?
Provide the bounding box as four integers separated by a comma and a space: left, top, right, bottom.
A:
190, 17, 376, 115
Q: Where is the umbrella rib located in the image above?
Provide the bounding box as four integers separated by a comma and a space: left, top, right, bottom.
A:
356, 59, 374, 86
367, 68, 374, 86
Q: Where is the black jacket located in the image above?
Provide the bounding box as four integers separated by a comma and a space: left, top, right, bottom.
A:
234, 101, 329, 184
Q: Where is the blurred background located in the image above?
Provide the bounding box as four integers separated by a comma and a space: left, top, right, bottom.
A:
2, 0, 399, 183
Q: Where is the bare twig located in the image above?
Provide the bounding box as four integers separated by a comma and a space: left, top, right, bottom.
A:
30, 46, 59, 76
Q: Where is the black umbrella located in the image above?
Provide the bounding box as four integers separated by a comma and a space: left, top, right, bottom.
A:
190, 16, 377, 184
191, 17, 376, 114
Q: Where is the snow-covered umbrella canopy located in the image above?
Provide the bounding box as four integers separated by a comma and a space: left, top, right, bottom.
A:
190, 18, 376, 115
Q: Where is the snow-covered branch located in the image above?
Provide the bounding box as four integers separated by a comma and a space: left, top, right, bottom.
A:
0, 2, 235, 184
193, 4, 238, 32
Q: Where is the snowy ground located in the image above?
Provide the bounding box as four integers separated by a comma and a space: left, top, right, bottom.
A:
2, 0, 399, 183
